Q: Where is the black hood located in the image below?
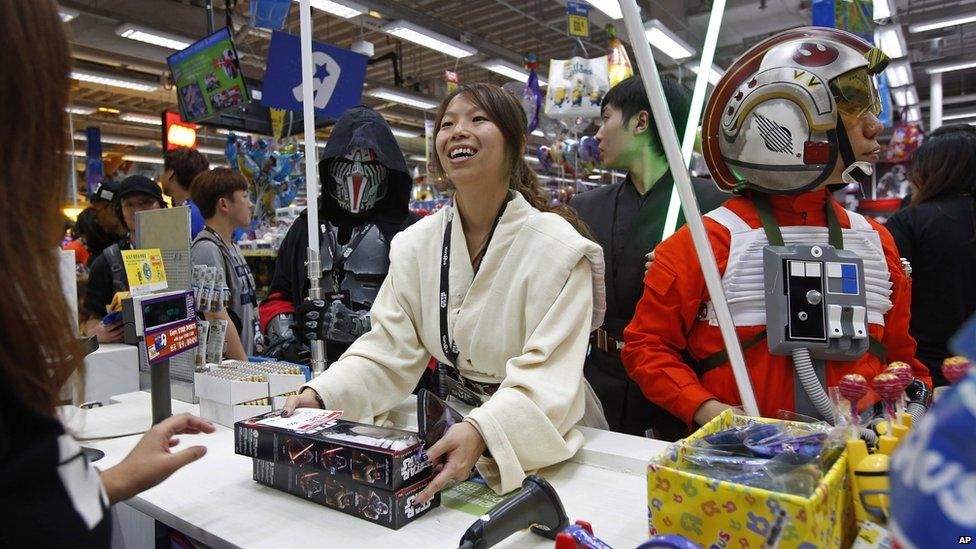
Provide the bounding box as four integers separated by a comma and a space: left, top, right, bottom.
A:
317, 106, 412, 227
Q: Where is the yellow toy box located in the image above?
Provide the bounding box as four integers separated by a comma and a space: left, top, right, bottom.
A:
646, 410, 855, 548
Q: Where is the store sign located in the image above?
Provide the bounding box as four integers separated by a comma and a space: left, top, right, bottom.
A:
567, 1, 590, 38
121, 248, 168, 296
261, 31, 368, 118
164, 111, 197, 150
444, 70, 459, 94
145, 319, 198, 366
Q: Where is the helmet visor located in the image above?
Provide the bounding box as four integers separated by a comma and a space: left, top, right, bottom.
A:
831, 67, 882, 119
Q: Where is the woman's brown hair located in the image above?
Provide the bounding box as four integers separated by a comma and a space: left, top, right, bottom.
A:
0, 0, 83, 415
910, 124, 976, 205
432, 83, 593, 239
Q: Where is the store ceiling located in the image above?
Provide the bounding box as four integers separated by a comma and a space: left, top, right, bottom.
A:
61, 0, 976, 167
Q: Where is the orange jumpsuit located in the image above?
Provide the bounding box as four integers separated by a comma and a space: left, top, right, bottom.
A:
621, 189, 931, 427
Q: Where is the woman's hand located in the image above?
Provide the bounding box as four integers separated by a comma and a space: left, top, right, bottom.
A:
281, 387, 323, 417
414, 421, 487, 505
101, 413, 215, 504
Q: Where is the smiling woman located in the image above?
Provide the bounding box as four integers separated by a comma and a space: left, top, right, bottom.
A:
284, 83, 609, 502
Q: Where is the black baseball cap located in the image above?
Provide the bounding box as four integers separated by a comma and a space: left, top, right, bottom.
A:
92, 179, 120, 203
117, 175, 165, 205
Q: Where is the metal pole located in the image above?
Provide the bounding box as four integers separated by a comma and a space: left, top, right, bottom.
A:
151, 359, 172, 424
930, 72, 942, 132
661, 0, 727, 240
205, 0, 216, 33
298, 0, 327, 374
618, 0, 760, 416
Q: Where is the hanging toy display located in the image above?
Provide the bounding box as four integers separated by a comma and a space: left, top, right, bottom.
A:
225, 132, 306, 225
606, 24, 634, 88
522, 53, 544, 134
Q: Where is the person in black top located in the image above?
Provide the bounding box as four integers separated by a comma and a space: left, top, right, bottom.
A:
569, 76, 728, 440
82, 176, 166, 343
0, 2, 214, 546
886, 124, 976, 387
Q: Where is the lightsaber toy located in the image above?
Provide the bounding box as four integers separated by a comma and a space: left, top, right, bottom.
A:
618, 0, 759, 416
298, 0, 327, 374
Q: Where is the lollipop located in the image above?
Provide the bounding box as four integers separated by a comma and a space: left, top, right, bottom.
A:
886, 361, 913, 425
942, 356, 972, 384
839, 374, 868, 431
873, 372, 903, 435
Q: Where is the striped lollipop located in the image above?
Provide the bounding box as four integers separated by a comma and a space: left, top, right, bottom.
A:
839, 374, 868, 431
874, 372, 903, 433
886, 362, 913, 389
942, 356, 972, 385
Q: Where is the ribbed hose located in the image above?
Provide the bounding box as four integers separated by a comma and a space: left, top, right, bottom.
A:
906, 401, 927, 424
792, 348, 836, 424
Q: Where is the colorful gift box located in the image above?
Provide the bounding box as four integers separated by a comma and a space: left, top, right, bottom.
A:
646, 410, 855, 548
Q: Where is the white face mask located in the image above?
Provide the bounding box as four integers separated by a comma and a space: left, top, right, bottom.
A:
327, 148, 389, 214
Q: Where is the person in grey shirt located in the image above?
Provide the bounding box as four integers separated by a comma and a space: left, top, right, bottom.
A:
190, 168, 260, 359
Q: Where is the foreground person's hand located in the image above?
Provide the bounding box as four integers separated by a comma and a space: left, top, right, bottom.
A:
414, 421, 487, 505
101, 413, 215, 503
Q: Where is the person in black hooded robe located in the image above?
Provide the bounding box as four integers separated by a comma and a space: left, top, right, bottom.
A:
260, 106, 419, 364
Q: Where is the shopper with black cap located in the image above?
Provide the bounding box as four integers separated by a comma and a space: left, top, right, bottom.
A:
90, 179, 125, 239
82, 175, 166, 342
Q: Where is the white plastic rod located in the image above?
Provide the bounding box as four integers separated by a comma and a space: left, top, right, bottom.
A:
661, 0, 727, 240
299, 0, 327, 373
930, 72, 943, 132
618, 0, 760, 416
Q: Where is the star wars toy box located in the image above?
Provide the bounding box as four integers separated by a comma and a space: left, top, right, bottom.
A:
252, 458, 437, 529
234, 409, 433, 492
646, 410, 854, 548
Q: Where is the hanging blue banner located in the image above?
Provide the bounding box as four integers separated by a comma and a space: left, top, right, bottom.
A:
249, 0, 291, 31
85, 126, 104, 199
260, 31, 368, 119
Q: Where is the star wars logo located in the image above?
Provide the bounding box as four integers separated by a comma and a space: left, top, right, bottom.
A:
403, 494, 431, 519
400, 454, 430, 480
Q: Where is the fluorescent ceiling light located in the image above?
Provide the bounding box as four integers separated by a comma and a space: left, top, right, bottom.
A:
381, 19, 477, 58
585, 0, 623, 20
366, 87, 439, 110
123, 154, 166, 165
909, 12, 976, 33
116, 24, 193, 51
73, 132, 152, 147
298, 0, 366, 19
926, 58, 976, 74
478, 59, 548, 86
59, 8, 79, 22
942, 110, 976, 121
531, 129, 545, 137
251, 89, 263, 100
120, 113, 163, 125
523, 155, 539, 164
644, 19, 695, 60
687, 62, 724, 85
66, 106, 96, 115
197, 146, 226, 155
873, 0, 893, 21
408, 154, 427, 162
216, 128, 259, 138
71, 70, 158, 92
890, 86, 919, 107
316, 140, 328, 148
875, 25, 907, 59
390, 126, 422, 139
885, 61, 913, 88
905, 106, 920, 122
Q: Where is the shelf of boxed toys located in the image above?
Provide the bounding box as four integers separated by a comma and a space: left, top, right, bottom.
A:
62, 391, 667, 548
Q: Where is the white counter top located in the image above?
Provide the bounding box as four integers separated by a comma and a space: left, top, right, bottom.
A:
63, 392, 667, 549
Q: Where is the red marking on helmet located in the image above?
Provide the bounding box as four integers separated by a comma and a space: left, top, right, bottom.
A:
727, 106, 734, 117
747, 78, 757, 88
735, 91, 744, 101
803, 141, 831, 164
792, 42, 839, 67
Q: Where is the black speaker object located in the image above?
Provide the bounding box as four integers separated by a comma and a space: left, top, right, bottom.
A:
457, 475, 570, 549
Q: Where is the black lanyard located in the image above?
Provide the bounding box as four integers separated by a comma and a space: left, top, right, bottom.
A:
323, 223, 373, 292
438, 199, 508, 369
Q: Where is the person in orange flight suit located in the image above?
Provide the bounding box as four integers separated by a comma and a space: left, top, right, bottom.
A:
622, 27, 931, 429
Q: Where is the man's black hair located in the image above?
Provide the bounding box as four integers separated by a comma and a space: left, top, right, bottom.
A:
600, 75, 692, 155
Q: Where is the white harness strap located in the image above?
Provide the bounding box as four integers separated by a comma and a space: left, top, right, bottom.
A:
704, 206, 893, 327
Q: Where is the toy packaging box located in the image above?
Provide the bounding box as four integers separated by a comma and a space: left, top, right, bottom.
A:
646, 410, 855, 549
235, 409, 433, 492
253, 459, 438, 530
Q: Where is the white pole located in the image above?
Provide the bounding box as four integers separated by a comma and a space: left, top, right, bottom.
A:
299, 0, 327, 373
930, 72, 942, 132
661, 0, 727, 240
618, 0, 760, 416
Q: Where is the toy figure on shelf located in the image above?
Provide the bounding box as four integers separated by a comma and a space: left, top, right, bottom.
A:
225, 133, 305, 225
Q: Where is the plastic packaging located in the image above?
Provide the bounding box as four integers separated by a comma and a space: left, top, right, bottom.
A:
195, 320, 211, 370
206, 319, 228, 364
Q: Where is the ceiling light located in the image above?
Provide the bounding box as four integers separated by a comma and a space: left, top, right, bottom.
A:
885, 61, 913, 88
909, 12, 976, 33
478, 59, 548, 86
408, 154, 427, 162
531, 129, 545, 137
116, 24, 194, 51
66, 106, 96, 116
73, 132, 152, 147
197, 146, 226, 155
59, 8, 79, 22
873, 0, 893, 21
687, 62, 724, 85
890, 86, 919, 107
875, 25, 907, 59
905, 106, 921, 122
298, 0, 366, 19
71, 70, 158, 92
523, 155, 539, 164
121, 113, 162, 125
216, 128, 259, 138
123, 154, 166, 165
381, 19, 477, 58
942, 110, 976, 121
390, 126, 422, 139
585, 0, 623, 20
644, 19, 695, 60
925, 58, 976, 74
366, 87, 439, 110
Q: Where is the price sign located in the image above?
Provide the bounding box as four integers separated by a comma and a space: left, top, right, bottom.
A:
567, 1, 590, 38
